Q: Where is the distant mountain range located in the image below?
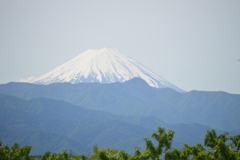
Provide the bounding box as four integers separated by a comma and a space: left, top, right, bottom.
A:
0, 93, 212, 155
1, 48, 239, 155
0, 79, 239, 155
28, 48, 184, 92
1, 78, 240, 131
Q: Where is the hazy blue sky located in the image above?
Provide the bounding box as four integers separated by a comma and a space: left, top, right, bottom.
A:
1, 0, 240, 94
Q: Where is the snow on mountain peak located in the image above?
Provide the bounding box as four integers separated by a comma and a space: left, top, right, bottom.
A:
29, 48, 184, 92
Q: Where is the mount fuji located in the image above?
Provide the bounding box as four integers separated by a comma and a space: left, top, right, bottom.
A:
29, 48, 184, 92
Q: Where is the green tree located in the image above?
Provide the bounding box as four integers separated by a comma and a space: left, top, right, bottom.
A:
134, 127, 174, 160
204, 130, 236, 159
230, 134, 240, 151
0, 139, 32, 160
162, 129, 240, 160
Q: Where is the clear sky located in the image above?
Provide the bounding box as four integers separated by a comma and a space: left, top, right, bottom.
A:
0, 0, 240, 94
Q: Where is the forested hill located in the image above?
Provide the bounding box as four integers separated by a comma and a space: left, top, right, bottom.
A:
1, 94, 213, 155
0, 78, 240, 131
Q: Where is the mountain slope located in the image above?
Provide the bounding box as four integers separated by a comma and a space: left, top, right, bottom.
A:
0, 94, 217, 154
0, 94, 150, 154
28, 48, 184, 92
0, 80, 240, 131
0, 124, 90, 155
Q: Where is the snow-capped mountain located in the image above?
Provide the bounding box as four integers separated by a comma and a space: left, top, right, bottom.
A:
29, 48, 184, 92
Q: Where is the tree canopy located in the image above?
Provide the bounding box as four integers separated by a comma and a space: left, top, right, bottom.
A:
1, 127, 240, 160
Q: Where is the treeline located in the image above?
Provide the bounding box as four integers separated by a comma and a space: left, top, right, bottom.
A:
1, 127, 240, 160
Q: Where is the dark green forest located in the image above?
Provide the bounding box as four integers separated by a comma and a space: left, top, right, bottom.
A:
1, 127, 240, 160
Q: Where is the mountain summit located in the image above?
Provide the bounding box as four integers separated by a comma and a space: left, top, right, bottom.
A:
29, 48, 184, 92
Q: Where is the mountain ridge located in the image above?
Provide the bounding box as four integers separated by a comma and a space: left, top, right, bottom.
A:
0, 79, 239, 131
